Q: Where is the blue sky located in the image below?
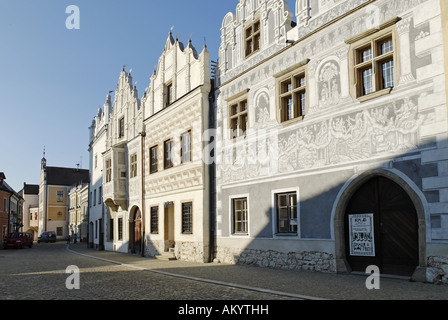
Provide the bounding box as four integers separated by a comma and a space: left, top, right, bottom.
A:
0, 0, 297, 192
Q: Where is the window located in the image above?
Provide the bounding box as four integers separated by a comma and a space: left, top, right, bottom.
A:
57, 191, 64, 202
164, 139, 174, 169
245, 20, 261, 58
181, 202, 193, 234
354, 36, 395, 97
276, 192, 298, 234
95, 220, 98, 238
98, 186, 102, 205
150, 146, 158, 174
56, 227, 63, 236
181, 131, 191, 164
277, 68, 307, 123
94, 154, 98, 169
93, 190, 96, 206
105, 159, 112, 183
3, 198, 6, 212
109, 218, 114, 241
150, 206, 159, 234
232, 198, 248, 235
229, 99, 248, 138
346, 18, 398, 101
119, 117, 125, 138
130, 153, 138, 178
118, 218, 123, 241
165, 82, 173, 107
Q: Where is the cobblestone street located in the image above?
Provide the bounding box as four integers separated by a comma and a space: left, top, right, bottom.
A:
0, 242, 300, 301
1, 241, 448, 304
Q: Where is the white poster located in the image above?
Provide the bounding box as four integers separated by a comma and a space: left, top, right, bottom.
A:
349, 214, 375, 257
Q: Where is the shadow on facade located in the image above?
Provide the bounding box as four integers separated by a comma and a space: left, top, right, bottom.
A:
215, 138, 447, 282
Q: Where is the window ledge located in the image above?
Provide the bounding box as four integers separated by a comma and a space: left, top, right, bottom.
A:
280, 115, 304, 126
357, 87, 392, 103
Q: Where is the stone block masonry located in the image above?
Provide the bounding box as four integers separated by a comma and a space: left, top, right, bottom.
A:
215, 247, 336, 273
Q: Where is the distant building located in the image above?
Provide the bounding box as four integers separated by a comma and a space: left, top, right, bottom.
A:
0, 173, 11, 239
68, 183, 89, 243
0, 173, 24, 237
19, 183, 39, 240
39, 155, 90, 240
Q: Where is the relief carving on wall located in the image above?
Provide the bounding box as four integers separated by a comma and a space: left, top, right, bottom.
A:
318, 60, 341, 109
219, 93, 429, 184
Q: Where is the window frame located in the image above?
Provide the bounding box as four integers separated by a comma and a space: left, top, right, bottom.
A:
274, 59, 309, 125
118, 117, 125, 138
57, 191, 64, 202
181, 202, 193, 234
244, 19, 261, 58
150, 206, 159, 234
165, 81, 173, 108
164, 139, 174, 169
227, 90, 249, 140
130, 153, 138, 178
231, 197, 249, 236
180, 130, 192, 164
346, 18, 400, 102
150, 146, 158, 174
105, 158, 112, 183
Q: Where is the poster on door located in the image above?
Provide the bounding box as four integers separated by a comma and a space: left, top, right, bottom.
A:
348, 213, 375, 257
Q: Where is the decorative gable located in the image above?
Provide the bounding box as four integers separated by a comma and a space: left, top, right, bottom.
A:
218, 0, 294, 75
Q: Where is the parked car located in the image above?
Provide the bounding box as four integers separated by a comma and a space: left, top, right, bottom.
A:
3, 232, 34, 249
37, 231, 57, 243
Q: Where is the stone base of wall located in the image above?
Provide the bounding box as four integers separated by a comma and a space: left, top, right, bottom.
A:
144, 239, 164, 257
215, 247, 336, 273
176, 241, 209, 263
426, 256, 448, 284
144, 239, 209, 263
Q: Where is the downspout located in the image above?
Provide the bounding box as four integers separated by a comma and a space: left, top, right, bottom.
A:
140, 130, 146, 257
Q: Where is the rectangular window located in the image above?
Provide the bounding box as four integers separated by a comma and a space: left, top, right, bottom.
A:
353, 34, 395, 98
229, 99, 248, 138
181, 202, 193, 234
181, 131, 192, 164
276, 192, 298, 234
166, 82, 173, 107
150, 206, 159, 234
56, 227, 63, 236
93, 190, 96, 207
3, 198, 7, 212
150, 146, 158, 174
118, 218, 123, 241
106, 159, 112, 183
164, 139, 174, 169
279, 72, 306, 123
130, 153, 138, 178
119, 117, 125, 138
57, 191, 64, 202
98, 186, 102, 205
245, 20, 261, 58
109, 218, 114, 241
232, 198, 248, 235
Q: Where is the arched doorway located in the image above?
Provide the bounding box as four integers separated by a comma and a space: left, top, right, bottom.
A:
129, 208, 142, 254
334, 169, 427, 278
344, 176, 419, 276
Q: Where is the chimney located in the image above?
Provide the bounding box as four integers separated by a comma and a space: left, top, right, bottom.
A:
0, 172, 5, 187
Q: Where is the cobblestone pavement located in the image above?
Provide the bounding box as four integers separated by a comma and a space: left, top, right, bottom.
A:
1, 242, 448, 302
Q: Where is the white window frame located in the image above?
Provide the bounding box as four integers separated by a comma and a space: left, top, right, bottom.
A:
229, 193, 250, 238
271, 187, 300, 239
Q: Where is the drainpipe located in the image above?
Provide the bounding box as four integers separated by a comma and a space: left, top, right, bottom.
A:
140, 130, 146, 257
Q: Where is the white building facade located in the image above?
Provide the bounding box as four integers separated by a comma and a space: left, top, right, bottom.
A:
214, 0, 448, 282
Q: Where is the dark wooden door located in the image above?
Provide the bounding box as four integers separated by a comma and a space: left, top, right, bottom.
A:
134, 220, 141, 254
345, 177, 419, 276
